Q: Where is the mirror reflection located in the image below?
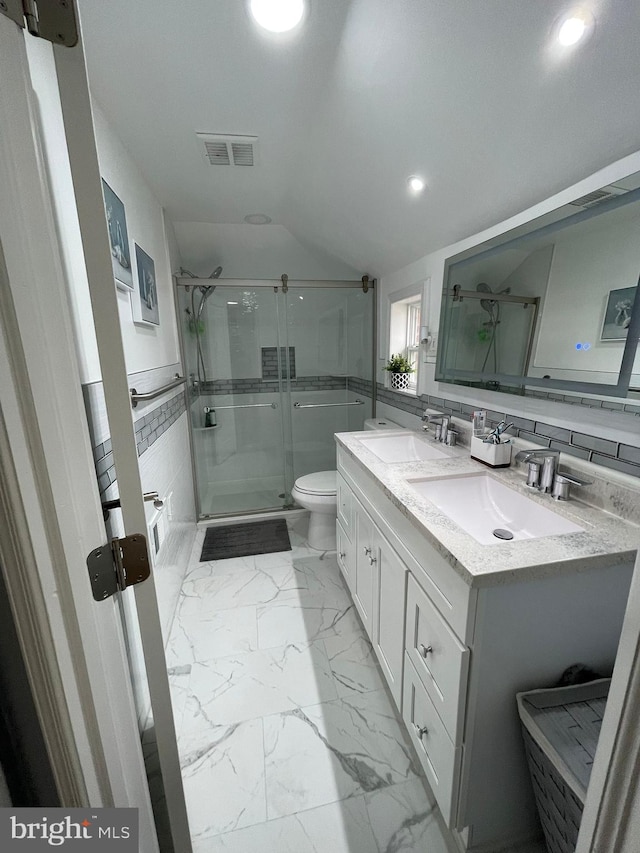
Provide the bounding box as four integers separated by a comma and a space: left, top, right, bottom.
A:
437, 173, 640, 399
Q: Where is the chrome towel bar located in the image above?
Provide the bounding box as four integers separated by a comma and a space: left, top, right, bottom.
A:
206, 402, 278, 410
293, 400, 364, 409
130, 374, 186, 408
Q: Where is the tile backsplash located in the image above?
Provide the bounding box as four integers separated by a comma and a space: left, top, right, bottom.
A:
83, 363, 187, 498
347, 376, 640, 480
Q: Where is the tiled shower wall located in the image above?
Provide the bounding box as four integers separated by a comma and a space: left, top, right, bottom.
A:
199, 375, 349, 395
347, 376, 640, 479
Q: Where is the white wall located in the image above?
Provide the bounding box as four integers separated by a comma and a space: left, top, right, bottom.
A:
379, 150, 640, 437
173, 221, 361, 280
94, 106, 181, 375
25, 37, 101, 383
532, 212, 640, 381
26, 39, 182, 381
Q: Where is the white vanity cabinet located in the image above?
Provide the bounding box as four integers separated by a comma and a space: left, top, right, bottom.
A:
336, 471, 406, 708
336, 446, 634, 852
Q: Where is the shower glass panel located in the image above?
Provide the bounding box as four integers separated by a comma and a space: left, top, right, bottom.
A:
178, 285, 289, 517
283, 286, 373, 480
177, 281, 374, 519
441, 292, 537, 391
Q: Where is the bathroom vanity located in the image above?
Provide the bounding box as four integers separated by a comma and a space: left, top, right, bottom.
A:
335, 429, 638, 852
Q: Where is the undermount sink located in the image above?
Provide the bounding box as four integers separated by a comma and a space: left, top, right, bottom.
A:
406, 472, 584, 544
358, 431, 448, 463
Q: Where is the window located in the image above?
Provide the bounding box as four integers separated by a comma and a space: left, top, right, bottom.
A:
405, 301, 421, 377
389, 290, 422, 393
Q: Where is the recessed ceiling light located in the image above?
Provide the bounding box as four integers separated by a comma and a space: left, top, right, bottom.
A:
407, 175, 425, 194
250, 0, 305, 33
557, 10, 594, 46
244, 213, 272, 225
227, 301, 239, 305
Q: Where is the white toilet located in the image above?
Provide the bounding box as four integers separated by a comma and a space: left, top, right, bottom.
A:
292, 417, 400, 551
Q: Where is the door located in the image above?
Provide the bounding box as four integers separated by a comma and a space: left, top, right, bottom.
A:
0, 11, 161, 850
52, 23, 192, 853
283, 284, 373, 480
353, 502, 376, 633
0, 12, 191, 852
372, 530, 406, 709
177, 283, 292, 517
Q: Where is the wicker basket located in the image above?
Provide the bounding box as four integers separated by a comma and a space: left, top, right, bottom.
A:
517, 679, 610, 853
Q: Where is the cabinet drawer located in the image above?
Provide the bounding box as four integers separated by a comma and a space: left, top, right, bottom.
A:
336, 520, 354, 589
403, 654, 461, 828
406, 574, 469, 744
336, 473, 353, 540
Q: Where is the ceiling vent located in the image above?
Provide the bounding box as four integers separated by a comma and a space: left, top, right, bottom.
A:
569, 185, 628, 208
197, 133, 258, 167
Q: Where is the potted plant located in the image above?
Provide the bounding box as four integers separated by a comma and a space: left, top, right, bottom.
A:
384, 353, 414, 390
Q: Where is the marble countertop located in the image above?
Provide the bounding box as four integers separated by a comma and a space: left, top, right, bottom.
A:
335, 429, 640, 588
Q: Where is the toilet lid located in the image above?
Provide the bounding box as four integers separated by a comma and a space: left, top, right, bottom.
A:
294, 471, 337, 496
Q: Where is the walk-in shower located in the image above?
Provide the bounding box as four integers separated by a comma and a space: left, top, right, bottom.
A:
175, 277, 375, 518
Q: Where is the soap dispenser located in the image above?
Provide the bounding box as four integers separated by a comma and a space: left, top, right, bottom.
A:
203, 406, 217, 428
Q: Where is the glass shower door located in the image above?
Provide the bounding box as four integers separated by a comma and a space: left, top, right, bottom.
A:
282, 285, 373, 481
179, 285, 289, 517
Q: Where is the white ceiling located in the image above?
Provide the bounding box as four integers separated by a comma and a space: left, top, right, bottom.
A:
80, 0, 640, 277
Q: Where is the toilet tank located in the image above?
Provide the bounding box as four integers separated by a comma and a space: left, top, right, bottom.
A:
363, 417, 401, 431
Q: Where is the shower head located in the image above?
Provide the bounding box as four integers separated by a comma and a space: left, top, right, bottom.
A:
209, 266, 223, 279
196, 284, 216, 321
476, 282, 496, 314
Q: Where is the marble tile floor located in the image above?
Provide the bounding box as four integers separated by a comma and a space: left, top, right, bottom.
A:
166, 515, 459, 852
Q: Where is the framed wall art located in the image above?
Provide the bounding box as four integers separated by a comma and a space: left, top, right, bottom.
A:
101, 179, 133, 290
132, 243, 159, 326
601, 285, 636, 341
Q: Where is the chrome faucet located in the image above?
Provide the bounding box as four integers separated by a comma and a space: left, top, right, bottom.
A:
515, 448, 592, 499
515, 448, 560, 492
421, 411, 445, 433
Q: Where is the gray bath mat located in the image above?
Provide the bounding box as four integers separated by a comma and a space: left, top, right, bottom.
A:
200, 519, 291, 561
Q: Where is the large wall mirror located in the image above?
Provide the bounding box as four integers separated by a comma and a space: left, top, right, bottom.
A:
436, 171, 640, 407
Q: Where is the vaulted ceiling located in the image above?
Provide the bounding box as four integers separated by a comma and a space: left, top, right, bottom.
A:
80, 1, 640, 277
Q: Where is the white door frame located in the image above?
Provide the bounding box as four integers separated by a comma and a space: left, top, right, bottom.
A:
0, 14, 158, 850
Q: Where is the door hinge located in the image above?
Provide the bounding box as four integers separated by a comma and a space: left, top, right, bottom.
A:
86, 534, 151, 601
1, 0, 78, 47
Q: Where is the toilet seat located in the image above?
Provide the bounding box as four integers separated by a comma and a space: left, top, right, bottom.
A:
293, 471, 336, 497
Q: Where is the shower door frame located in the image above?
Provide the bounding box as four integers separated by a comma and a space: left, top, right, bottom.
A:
175, 277, 377, 521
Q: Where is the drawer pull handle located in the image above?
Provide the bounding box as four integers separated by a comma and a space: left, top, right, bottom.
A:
419, 644, 433, 658
414, 724, 428, 739
363, 546, 372, 555
368, 554, 377, 565
339, 552, 346, 559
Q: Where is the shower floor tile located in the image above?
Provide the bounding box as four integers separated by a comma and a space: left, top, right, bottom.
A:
169, 516, 458, 853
